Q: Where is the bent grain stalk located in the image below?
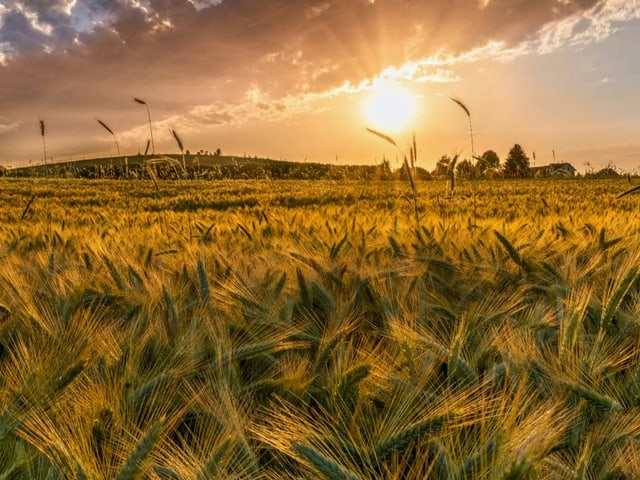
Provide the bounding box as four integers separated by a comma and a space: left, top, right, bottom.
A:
134, 97, 155, 155
96, 118, 121, 156
451, 97, 475, 161
171, 129, 187, 174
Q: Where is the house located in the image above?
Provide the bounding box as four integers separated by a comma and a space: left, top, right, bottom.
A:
533, 162, 576, 177
547, 163, 576, 177
531, 165, 548, 177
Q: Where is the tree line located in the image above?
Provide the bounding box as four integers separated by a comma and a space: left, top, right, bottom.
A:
1, 144, 567, 181
435, 144, 533, 180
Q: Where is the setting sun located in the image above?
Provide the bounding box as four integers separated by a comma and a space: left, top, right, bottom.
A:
364, 85, 416, 133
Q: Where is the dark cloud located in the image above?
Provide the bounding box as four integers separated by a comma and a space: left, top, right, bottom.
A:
1, 0, 604, 92
0, 9, 51, 54
0, 0, 630, 162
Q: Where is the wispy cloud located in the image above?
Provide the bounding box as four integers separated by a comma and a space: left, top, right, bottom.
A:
0, 120, 20, 135
478, 1, 640, 59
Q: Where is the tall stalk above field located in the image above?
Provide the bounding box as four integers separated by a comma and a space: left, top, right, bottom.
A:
96, 118, 120, 156
39, 117, 47, 165
134, 97, 155, 156
451, 97, 475, 162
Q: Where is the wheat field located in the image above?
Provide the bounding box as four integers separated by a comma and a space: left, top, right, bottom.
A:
1, 176, 640, 479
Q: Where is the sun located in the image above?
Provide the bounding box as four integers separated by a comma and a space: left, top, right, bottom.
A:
364, 85, 416, 133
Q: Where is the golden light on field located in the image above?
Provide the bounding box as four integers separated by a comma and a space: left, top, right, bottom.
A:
363, 84, 416, 133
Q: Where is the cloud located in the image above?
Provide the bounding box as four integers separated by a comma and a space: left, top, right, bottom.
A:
1, 1, 615, 79
1, 0, 639, 162
0, 119, 20, 135
186, 0, 223, 11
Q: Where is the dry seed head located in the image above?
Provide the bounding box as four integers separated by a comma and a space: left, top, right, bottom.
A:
96, 118, 114, 136
450, 97, 470, 118
171, 129, 184, 153
366, 127, 397, 147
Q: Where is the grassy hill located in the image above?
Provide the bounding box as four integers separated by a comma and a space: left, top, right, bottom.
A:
3, 153, 400, 181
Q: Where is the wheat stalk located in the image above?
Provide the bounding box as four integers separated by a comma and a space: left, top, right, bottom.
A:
96, 118, 121, 156
448, 154, 459, 193
38, 116, 47, 166
292, 442, 360, 480
366, 128, 421, 228
197, 258, 210, 303
114, 418, 164, 480
372, 415, 451, 466
171, 129, 186, 173
20, 194, 37, 220
134, 97, 155, 155
366, 127, 397, 147
162, 286, 179, 339
451, 97, 475, 161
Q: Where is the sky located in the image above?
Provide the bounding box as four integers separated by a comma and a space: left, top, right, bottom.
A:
1, 0, 639, 172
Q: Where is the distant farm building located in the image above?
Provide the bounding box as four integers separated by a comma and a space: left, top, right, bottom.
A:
533, 162, 577, 177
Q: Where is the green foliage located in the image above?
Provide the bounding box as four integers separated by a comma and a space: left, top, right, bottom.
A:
503, 144, 531, 178
477, 149, 501, 177
455, 158, 476, 180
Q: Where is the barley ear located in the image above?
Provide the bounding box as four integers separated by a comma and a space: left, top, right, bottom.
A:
372, 414, 451, 466
103, 255, 126, 290
292, 441, 361, 480
617, 185, 640, 199
198, 437, 232, 478
494, 230, 527, 270
366, 127, 397, 147
20, 194, 37, 220
114, 417, 164, 480
162, 286, 178, 339
197, 259, 210, 303
337, 364, 371, 411
171, 129, 184, 153
97, 118, 114, 135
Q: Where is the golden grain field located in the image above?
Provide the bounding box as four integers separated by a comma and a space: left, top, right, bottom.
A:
1, 176, 640, 479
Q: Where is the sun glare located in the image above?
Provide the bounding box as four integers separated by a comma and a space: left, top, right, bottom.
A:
364, 85, 416, 133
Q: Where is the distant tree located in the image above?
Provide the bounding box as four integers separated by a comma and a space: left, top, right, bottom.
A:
396, 165, 431, 181
415, 166, 432, 180
433, 155, 451, 176
476, 150, 500, 177
377, 158, 393, 180
593, 161, 620, 178
214, 148, 222, 157
455, 159, 476, 179
503, 144, 530, 178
